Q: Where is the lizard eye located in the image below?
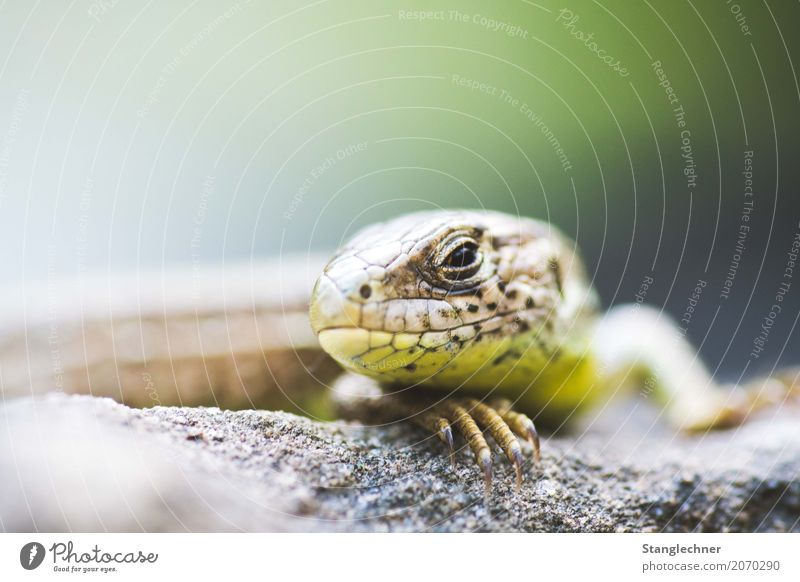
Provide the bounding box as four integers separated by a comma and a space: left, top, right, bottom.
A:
437, 236, 483, 283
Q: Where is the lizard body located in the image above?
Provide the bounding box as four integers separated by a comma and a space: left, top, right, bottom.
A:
310, 210, 795, 491
0, 259, 340, 416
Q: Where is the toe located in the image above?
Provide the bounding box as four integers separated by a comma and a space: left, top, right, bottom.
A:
437, 401, 494, 496
490, 398, 541, 465
463, 398, 524, 491
409, 409, 456, 467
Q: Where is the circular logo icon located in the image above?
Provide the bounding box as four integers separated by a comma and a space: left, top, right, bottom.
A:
20, 542, 46, 570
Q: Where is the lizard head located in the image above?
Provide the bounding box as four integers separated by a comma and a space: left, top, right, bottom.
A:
309, 210, 596, 389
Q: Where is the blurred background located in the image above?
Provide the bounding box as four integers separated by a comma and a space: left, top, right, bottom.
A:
0, 0, 798, 384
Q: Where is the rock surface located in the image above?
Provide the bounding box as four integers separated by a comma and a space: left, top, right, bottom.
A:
1, 393, 798, 532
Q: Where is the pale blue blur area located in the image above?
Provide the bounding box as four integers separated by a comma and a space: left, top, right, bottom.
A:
0, 0, 798, 371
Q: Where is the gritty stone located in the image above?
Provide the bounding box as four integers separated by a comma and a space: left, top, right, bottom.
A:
1, 394, 798, 532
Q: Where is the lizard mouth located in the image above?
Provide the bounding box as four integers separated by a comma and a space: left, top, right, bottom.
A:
310, 263, 552, 380
313, 297, 542, 378
316, 308, 535, 374
317, 328, 423, 373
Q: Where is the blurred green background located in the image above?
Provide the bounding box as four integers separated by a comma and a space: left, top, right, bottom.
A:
0, 0, 798, 376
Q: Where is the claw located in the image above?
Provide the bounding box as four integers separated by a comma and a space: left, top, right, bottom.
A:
512, 449, 524, 492
491, 398, 541, 466
479, 448, 493, 497
438, 420, 455, 468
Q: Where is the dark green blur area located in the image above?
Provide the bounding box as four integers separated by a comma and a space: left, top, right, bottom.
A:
2, 0, 798, 377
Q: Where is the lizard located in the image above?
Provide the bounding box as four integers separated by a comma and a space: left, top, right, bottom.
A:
2, 209, 794, 495
309, 209, 796, 495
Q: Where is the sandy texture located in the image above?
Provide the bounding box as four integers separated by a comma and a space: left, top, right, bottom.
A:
2, 393, 798, 532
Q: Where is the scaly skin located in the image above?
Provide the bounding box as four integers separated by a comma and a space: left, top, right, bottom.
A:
309, 210, 798, 494
311, 210, 601, 423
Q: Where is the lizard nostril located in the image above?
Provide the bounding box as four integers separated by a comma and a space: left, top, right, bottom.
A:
359, 284, 372, 299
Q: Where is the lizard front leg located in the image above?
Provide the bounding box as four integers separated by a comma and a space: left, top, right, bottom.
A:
330, 374, 540, 495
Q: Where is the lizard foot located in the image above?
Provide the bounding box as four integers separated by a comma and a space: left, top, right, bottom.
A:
408, 396, 540, 495
329, 375, 541, 495
676, 377, 795, 432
